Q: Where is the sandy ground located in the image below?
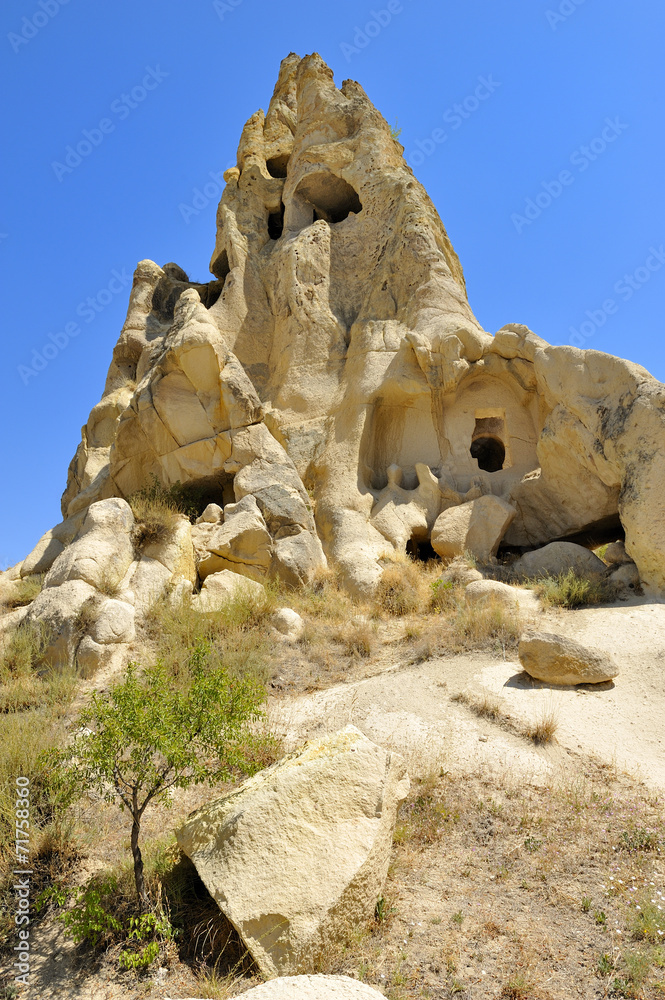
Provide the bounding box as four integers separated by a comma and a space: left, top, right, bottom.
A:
270, 596, 665, 792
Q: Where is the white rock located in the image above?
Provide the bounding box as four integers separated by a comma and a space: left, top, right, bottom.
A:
196, 503, 223, 524
465, 579, 538, 613
176, 726, 409, 978
195, 569, 266, 612
604, 540, 631, 566
609, 562, 640, 592
24, 579, 98, 667
229, 976, 387, 999
272, 607, 304, 640
89, 599, 136, 644
431, 496, 516, 564
198, 495, 273, 582
44, 498, 135, 593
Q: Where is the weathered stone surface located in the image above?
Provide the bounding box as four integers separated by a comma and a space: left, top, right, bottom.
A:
44, 498, 135, 593
519, 632, 619, 685
176, 726, 409, 978
24, 579, 98, 667
604, 540, 631, 566
514, 542, 606, 580
465, 579, 539, 613
198, 495, 273, 582
609, 561, 641, 592
89, 599, 135, 644
431, 496, 516, 563
437, 557, 483, 587
76, 636, 129, 678
196, 503, 223, 524
195, 569, 265, 612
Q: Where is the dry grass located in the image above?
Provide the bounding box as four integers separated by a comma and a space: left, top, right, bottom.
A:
341, 619, 375, 659
130, 491, 182, 548
2, 574, 43, 610
310, 764, 665, 999
452, 689, 559, 746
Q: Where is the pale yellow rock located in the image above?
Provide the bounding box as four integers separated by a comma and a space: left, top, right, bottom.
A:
465, 579, 539, 614
604, 540, 631, 566
519, 632, 619, 685
89, 599, 135, 644
431, 496, 516, 563
515, 542, 606, 580
197, 495, 272, 582
44, 498, 135, 593
195, 569, 265, 612
176, 726, 409, 977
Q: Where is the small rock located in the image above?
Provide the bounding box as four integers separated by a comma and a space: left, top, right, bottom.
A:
272, 607, 305, 640
604, 540, 631, 566
196, 503, 223, 524
465, 579, 539, 613
437, 557, 483, 587
89, 599, 136, 645
519, 631, 618, 685
609, 562, 640, 592
195, 570, 265, 612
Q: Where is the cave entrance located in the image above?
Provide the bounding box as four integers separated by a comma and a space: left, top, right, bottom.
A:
268, 203, 285, 240
266, 154, 289, 179
292, 171, 362, 226
470, 413, 507, 473
406, 536, 437, 563
470, 436, 505, 473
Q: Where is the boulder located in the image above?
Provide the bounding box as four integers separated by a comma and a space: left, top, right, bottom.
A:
76, 636, 129, 678
196, 503, 223, 524
176, 726, 409, 978
609, 561, 640, 592
44, 498, 135, 593
272, 607, 305, 640
519, 632, 619, 685
195, 570, 266, 612
465, 579, 539, 614
431, 496, 516, 564
437, 557, 483, 587
198, 495, 273, 582
88, 599, 136, 644
604, 540, 631, 566
24, 579, 98, 667
514, 542, 607, 580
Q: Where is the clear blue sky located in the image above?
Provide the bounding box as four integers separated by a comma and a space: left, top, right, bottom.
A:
1, 0, 664, 568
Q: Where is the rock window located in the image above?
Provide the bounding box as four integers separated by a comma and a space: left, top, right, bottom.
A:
266, 154, 289, 179
268, 203, 285, 240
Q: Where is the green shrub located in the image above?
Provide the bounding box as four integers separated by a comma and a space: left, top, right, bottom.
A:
41, 647, 274, 909
534, 569, 614, 608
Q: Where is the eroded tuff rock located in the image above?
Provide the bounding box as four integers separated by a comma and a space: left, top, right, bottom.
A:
176, 726, 409, 978
8, 51, 665, 606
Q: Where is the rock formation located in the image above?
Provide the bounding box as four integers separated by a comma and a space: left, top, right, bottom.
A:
176, 726, 409, 977
4, 51, 665, 633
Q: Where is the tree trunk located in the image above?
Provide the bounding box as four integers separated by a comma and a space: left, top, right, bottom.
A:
130, 815, 150, 911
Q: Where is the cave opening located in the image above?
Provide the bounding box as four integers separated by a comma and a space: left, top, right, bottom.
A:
293, 171, 362, 226
266, 154, 289, 178
268, 203, 285, 240
470, 436, 506, 473
406, 536, 437, 563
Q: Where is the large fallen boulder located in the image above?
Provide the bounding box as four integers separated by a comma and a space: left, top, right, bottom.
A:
431, 496, 516, 564
519, 632, 619, 685
176, 726, 409, 978
465, 579, 539, 614
514, 541, 606, 579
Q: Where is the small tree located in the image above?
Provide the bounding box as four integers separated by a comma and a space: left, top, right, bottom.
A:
44, 646, 271, 910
